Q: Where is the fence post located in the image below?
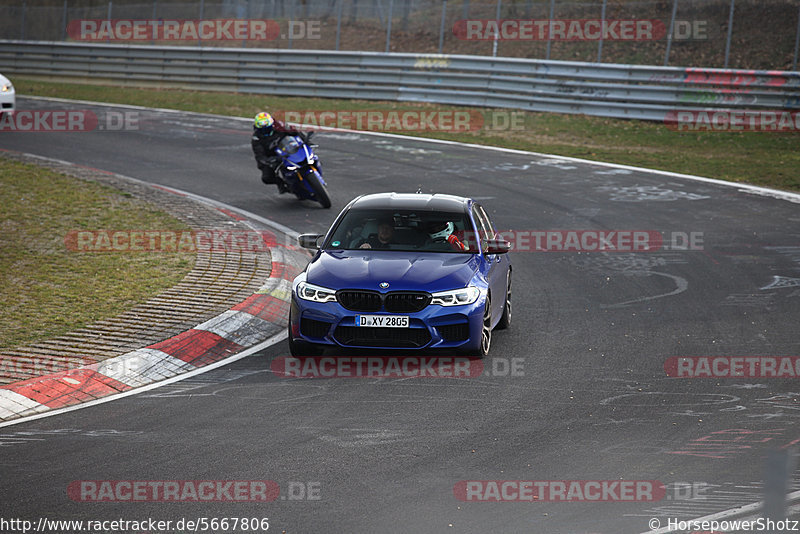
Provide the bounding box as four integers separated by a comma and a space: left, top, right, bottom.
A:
663, 0, 678, 66
336, 0, 343, 51
438, 0, 447, 54
198, 0, 205, 46
793, 5, 800, 71
492, 0, 501, 57
724, 0, 735, 68
20, 0, 27, 40
107, 1, 113, 42
375, 0, 385, 28
385, 0, 394, 53
288, 0, 294, 49
545, 0, 554, 60
151, 0, 158, 45
242, 0, 249, 48
597, 0, 607, 63
62, 0, 68, 41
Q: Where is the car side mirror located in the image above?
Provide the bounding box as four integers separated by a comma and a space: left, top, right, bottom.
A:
483, 238, 512, 254
298, 233, 324, 249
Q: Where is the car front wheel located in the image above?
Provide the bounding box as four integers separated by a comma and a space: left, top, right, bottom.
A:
496, 272, 511, 330
288, 309, 325, 356
467, 296, 492, 358
288, 332, 325, 357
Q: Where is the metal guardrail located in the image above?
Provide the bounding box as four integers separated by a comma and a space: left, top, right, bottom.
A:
1, 40, 798, 121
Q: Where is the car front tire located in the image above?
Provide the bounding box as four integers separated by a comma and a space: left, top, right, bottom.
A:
288, 307, 325, 356
466, 296, 492, 358
496, 272, 511, 330
288, 332, 325, 357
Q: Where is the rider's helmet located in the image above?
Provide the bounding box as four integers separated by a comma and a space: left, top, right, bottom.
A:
254, 112, 274, 134
428, 221, 455, 241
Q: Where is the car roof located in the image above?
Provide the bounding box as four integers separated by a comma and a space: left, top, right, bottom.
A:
348, 192, 472, 212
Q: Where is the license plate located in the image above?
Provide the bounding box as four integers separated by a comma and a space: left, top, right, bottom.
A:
356, 315, 409, 328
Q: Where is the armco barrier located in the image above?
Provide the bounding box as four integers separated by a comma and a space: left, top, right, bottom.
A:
0, 40, 798, 121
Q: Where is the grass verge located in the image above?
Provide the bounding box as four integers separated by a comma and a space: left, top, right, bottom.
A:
14, 77, 800, 192
0, 157, 195, 350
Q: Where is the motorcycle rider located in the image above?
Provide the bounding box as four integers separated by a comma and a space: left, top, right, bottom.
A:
251, 112, 314, 194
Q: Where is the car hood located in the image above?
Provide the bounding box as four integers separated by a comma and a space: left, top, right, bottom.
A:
306, 250, 480, 292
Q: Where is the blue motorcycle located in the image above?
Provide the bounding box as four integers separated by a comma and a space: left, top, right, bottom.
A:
274, 134, 331, 209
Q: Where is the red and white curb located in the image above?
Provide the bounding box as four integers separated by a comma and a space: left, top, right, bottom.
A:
0, 177, 308, 425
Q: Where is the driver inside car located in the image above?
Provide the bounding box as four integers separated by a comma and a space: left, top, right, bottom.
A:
358, 220, 395, 249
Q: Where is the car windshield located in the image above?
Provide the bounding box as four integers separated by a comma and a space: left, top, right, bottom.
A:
325, 208, 478, 253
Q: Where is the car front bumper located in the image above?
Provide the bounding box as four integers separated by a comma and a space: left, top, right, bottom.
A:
289, 293, 486, 352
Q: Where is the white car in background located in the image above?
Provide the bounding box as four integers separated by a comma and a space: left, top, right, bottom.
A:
0, 74, 15, 115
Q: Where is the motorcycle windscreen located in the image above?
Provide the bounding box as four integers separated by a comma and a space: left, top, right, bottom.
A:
276, 136, 302, 156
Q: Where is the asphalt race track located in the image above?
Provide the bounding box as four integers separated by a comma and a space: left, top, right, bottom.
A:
2, 97, 800, 534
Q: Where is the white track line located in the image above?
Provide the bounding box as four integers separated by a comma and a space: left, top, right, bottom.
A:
21, 94, 800, 204
642, 488, 800, 533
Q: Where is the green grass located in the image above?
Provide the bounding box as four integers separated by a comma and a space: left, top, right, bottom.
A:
15, 77, 800, 192
0, 157, 195, 349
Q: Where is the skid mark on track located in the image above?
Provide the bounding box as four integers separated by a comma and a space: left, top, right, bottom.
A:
297, 426, 476, 448
721, 293, 777, 307
141, 369, 265, 398
0, 428, 144, 447
596, 184, 711, 202
601, 271, 688, 308
600, 392, 740, 408
571, 252, 689, 273
760, 275, 800, 290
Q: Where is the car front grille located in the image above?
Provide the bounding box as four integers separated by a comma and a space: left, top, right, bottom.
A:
384, 292, 431, 313
336, 290, 430, 313
337, 290, 382, 312
333, 326, 431, 348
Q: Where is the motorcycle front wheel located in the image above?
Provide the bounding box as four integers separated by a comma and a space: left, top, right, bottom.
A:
305, 169, 331, 209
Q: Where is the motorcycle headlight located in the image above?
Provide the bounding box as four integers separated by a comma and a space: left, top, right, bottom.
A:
430, 286, 481, 306
297, 281, 337, 303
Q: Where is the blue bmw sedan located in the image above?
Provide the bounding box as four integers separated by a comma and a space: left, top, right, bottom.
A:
289, 193, 512, 357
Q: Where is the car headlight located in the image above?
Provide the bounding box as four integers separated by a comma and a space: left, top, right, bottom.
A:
430, 286, 481, 306
297, 281, 337, 303
1, 83, 12, 93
